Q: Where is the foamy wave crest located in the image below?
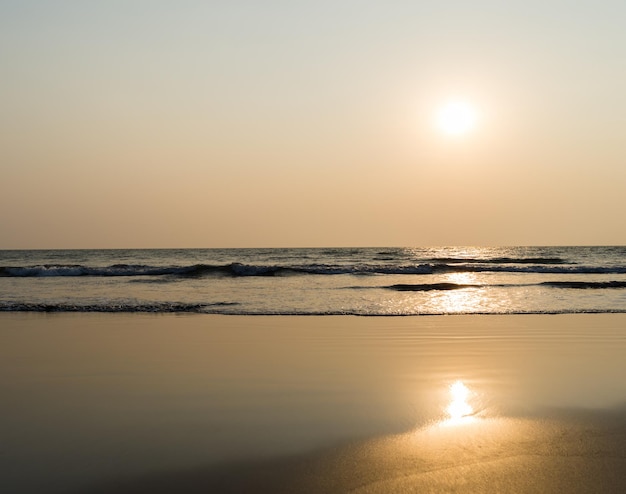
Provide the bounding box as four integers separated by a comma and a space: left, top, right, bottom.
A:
0, 263, 436, 277
2, 301, 626, 315
2, 262, 626, 278
0, 301, 239, 313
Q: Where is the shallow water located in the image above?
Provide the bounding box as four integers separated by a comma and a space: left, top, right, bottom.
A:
1, 246, 626, 314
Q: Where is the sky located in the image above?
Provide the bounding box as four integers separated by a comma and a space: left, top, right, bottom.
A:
1, 0, 625, 248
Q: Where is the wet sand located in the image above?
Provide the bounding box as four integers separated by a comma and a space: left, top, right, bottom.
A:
1, 313, 626, 493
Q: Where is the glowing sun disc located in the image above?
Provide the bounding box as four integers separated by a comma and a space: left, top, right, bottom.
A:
437, 101, 477, 135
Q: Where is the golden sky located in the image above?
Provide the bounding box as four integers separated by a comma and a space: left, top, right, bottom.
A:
1, 1, 625, 248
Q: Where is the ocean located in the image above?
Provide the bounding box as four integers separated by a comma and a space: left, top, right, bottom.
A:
1, 246, 625, 315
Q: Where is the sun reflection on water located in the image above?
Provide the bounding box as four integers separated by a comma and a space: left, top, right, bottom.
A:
433, 273, 486, 314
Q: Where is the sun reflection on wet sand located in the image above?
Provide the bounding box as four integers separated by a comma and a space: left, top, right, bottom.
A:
443, 380, 476, 426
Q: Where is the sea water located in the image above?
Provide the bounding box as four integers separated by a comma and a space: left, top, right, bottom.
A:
1, 246, 625, 315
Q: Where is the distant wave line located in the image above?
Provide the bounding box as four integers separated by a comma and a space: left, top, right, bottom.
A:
428, 256, 569, 265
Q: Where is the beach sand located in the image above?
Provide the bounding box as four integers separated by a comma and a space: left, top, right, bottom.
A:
1, 313, 625, 493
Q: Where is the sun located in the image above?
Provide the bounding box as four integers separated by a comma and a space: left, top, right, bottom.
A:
436, 100, 478, 136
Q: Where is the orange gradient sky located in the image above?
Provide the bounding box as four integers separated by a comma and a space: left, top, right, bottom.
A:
1, 1, 625, 248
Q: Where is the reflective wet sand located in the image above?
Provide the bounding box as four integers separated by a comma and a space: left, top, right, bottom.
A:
1, 314, 625, 493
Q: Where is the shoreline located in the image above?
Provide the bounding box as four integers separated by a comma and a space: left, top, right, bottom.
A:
3, 309, 626, 316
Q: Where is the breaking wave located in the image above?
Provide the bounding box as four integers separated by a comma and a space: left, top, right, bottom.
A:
0, 301, 239, 313
1, 300, 625, 315
2, 261, 626, 278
